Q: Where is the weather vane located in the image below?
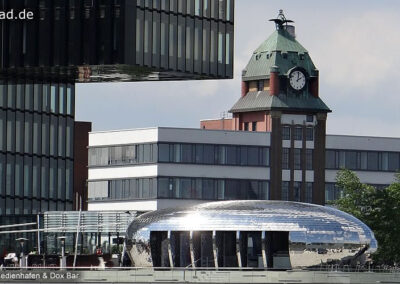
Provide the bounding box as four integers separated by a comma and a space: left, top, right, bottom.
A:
269, 10, 294, 30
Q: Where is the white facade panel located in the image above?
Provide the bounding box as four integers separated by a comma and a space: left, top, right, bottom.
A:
88, 165, 158, 180
89, 128, 159, 147
306, 141, 314, 149
158, 164, 270, 180
325, 169, 397, 185
294, 141, 302, 149
88, 200, 158, 211
282, 140, 291, 148
158, 127, 270, 146
293, 170, 302, 182
282, 170, 291, 181
326, 135, 400, 152
305, 171, 314, 182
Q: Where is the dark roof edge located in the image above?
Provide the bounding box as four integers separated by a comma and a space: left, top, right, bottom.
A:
230, 106, 332, 114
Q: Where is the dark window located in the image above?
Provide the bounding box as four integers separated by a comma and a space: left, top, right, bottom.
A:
388, 152, 399, 171
326, 150, 336, 169
293, 182, 301, 202
345, 151, 357, 170
282, 148, 290, 169
252, 121, 257, 131
216, 146, 226, 165
325, 183, 342, 202
257, 80, 264, 91
203, 144, 215, 164
226, 146, 237, 165
294, 127, 302, 141
181, 144, 193, 163
294, 149, 301, 170
195, 144, 204, 163
306, 183, 313, 203
282, 126, 290, 140
306, 149, 313, 170
281, 181, 289, 201
306, 127, 314, 141
247, 147, 259, 166
244, 122, 249, 131
240, 146, 248, 166
260, 147, 269, 166
159, 143, 170, 162
202, 179, 215, 200
306, 115, 313, 122
367, 152, 379, 171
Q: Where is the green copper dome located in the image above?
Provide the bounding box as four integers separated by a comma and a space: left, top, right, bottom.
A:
242, 28, 317, 81
231, 11, 331, 114
255, 29, 307, 54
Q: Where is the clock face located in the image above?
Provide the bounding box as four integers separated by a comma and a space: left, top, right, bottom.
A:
289, 70, 306, 91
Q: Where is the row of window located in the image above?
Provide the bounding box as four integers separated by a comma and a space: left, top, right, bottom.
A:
325, 183, 390, 203
0, 110, 74, 158
282, 126, 314, 141
0, 198, 73, 216
243, 121, 257, 132
158, 143, 270, 166
88, 177, 269, 201
89, 143, 270, 167
326, 150, 400, 172
282, 148, 313, 170
138, 0, 234, 22
89, 144, 157, 167
0, 82, 74, 116
135, 7, 233, 77
0, 154, 73, 202
281, 181, 313, 203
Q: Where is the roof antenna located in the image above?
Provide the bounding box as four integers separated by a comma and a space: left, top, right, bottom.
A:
269, 10, 294, 30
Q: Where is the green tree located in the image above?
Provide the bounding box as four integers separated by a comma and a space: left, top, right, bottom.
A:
334, 169, 400, 265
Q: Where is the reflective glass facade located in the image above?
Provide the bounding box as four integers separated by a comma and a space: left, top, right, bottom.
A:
88, 177, 269, 201
89, 143, 270, 167
0, 80, 75, 216
0, 0, 234, 82
135, 0, 234, 78
326, 149, 400, 172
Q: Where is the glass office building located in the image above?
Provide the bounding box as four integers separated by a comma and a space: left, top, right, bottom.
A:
0, 79, 75, 250
0, 0, 235, 251
0, 0, 234, 82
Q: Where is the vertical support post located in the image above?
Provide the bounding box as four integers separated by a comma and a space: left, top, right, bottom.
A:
212, 230, 218, 269
37, 214, 41, 255
189, 231, 195, 268
73, 197, 82, 268
167, 231, 174, 268
261, 231, 267, 268
236, 231, 242, 268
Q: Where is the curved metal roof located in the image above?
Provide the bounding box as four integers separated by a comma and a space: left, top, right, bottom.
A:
127, 200, 377, 251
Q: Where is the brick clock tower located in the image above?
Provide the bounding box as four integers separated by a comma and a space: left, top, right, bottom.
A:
202, 11, 331, 204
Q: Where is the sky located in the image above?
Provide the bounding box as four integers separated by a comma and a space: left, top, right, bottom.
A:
76, 0, 400, 137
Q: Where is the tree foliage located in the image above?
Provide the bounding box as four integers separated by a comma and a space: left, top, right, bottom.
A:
334, 169, 400, 265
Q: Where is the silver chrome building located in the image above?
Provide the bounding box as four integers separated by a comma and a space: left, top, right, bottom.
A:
126, 200, 377, 269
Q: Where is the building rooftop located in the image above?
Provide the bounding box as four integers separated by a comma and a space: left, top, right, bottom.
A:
230, 91, 331, 113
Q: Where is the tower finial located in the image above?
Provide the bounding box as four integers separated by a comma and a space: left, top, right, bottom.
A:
269, 10, 294, 30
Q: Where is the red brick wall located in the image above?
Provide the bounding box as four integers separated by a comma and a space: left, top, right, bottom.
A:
241, 81, 249, 97
233, 111, 267, 131
200, 119, 233, 130
270, 72, 280, 96
73, 121, 92, 211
